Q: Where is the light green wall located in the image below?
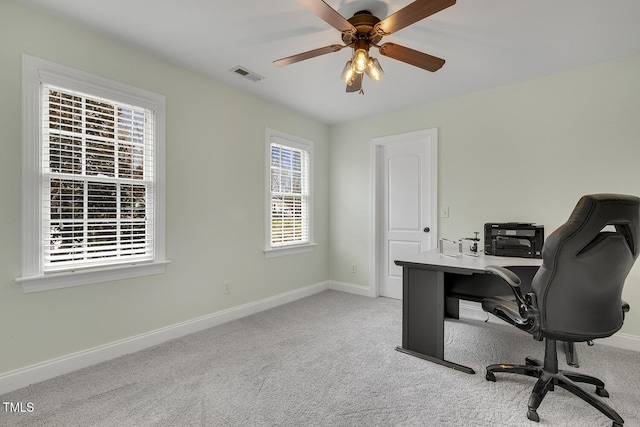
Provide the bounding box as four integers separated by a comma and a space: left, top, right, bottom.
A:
329, 54, 640, 336
0, 1, 329, 374
2, 0, 640, 378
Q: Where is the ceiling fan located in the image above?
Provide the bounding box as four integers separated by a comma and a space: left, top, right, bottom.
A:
274, 0, 456, 93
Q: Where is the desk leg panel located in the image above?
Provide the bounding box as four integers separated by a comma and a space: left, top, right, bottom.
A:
402, 268, 444, 359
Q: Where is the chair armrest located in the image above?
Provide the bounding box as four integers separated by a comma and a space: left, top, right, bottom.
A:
485, 265, 531, 319
485, 265, 521, 288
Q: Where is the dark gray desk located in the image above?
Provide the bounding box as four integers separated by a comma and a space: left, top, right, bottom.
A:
394, 250, 542, 374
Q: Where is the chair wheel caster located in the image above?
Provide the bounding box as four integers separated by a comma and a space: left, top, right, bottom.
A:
527, 409, 540, 422
486, 371, 496, 382
596, 386, 610, 398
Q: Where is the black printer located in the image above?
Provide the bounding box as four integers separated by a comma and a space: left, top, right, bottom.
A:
484, 223, 544, 259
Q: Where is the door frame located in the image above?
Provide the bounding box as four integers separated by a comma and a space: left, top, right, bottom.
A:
370, 128, 439, 298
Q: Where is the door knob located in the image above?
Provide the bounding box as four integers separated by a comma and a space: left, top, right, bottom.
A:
423, 227, 431, 233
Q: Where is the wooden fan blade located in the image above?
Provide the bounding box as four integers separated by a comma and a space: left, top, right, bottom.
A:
377, 42, 445, 72
346, 73, 363, 93
274, 44, 345, 67
373, 0, 456, 36
297, 0, 356, 35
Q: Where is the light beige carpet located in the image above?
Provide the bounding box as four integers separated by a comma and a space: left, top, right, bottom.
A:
1, 290, 638, 426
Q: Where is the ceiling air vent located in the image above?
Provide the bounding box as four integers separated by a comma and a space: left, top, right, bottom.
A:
230, 66, 264, 82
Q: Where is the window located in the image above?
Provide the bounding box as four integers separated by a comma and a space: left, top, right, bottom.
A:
264, 129, 315, 258
18, 55, 167, 292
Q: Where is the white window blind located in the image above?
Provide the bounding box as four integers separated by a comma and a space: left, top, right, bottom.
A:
41, 84, 155, 271
269, 141, 310, 246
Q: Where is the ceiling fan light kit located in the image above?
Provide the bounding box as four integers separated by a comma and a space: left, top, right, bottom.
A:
274, 0, 456, 93
341, 38, 384, 86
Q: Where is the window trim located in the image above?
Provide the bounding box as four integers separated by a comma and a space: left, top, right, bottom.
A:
264, 128, 315, 258
18, 54, 167, 292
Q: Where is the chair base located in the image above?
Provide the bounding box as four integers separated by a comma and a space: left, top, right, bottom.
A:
486, 340, 624, 426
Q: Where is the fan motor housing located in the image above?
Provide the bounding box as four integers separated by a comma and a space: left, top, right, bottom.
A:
343, 11, 382, 44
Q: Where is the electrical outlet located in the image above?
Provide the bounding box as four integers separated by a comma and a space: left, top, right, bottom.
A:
440, 206, 450, 218
223, 281, 231, 295
351, 263, 357, 274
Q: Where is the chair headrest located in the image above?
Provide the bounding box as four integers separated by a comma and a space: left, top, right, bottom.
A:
546, 194, 640, 260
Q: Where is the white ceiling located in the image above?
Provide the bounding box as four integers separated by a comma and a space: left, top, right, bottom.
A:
16, 0, 640, 125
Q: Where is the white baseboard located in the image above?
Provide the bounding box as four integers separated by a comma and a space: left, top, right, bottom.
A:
328, 280, 373, 297
0, 281, 330, 396
599, 332, 640, 352
459, 301, 640, 353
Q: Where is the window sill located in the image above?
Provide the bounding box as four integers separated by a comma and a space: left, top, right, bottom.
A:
16, 260, 171, 293
264, 243, 317, 258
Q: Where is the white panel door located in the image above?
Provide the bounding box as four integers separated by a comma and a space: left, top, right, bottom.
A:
378, 130, 437, 299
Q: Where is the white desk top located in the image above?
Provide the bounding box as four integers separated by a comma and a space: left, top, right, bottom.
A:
395, 249, 542, 274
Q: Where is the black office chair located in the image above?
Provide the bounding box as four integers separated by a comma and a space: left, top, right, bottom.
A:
481, 194, 639, 426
